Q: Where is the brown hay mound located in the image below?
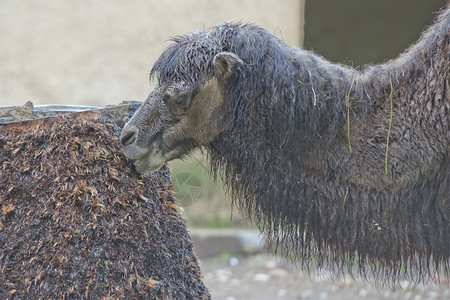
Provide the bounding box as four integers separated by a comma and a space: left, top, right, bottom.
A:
0, 107, 210, 299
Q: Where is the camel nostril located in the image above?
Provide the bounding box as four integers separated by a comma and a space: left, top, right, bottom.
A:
121, 128, 138, 146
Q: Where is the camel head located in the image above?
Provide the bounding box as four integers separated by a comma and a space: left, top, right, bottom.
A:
120, 41, 242, 173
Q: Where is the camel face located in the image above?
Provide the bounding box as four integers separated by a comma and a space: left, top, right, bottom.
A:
120, 52, 242, 173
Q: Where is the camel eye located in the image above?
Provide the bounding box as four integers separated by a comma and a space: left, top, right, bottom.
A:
162, 93, 172, 104
174, 94, 187, 105
163, 90, 192, 114
175, 91, 192, 109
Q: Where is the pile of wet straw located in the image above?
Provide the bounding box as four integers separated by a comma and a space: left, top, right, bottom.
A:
0, 103, 210, 299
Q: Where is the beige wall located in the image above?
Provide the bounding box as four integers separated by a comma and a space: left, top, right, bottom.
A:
0, 0, 304, 106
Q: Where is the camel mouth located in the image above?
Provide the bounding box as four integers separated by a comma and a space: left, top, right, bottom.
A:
133, 142, 190, 174
133, 146, 166, 174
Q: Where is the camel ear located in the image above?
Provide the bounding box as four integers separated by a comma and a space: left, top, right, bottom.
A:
213, 52, 243, 80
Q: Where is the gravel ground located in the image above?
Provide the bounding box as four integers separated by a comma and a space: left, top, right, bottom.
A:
199, 254, 449, 300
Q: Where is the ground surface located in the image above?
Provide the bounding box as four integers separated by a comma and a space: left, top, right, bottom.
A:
199, 254, 449, 300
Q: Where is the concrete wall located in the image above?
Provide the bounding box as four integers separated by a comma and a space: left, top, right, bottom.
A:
0, 0, 304, 106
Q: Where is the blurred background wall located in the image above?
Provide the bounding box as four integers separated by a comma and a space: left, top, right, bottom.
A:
0, 0, 304, 106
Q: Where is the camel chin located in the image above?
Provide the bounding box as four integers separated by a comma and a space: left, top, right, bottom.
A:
129, 146, 166, 174
133, 145, 185, 174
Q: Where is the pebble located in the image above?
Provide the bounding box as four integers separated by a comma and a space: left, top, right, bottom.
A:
358, 289, 369, 297
230, 278, 240, 286
383, 291, 392, 298
229, 257, 239, 267
215, 268, 231, 283
301, 289, 313, 299
252, 273, 271, 282
269, 268, 288, 278
265, 259, 278, 269
277, 289, 287, 297
426, 291, 438, 298
204, 272, 214, 280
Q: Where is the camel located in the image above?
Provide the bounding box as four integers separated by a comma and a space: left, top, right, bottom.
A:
121, 7, 449, 283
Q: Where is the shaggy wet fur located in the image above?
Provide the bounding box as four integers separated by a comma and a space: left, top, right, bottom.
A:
151, 7, 449, 283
